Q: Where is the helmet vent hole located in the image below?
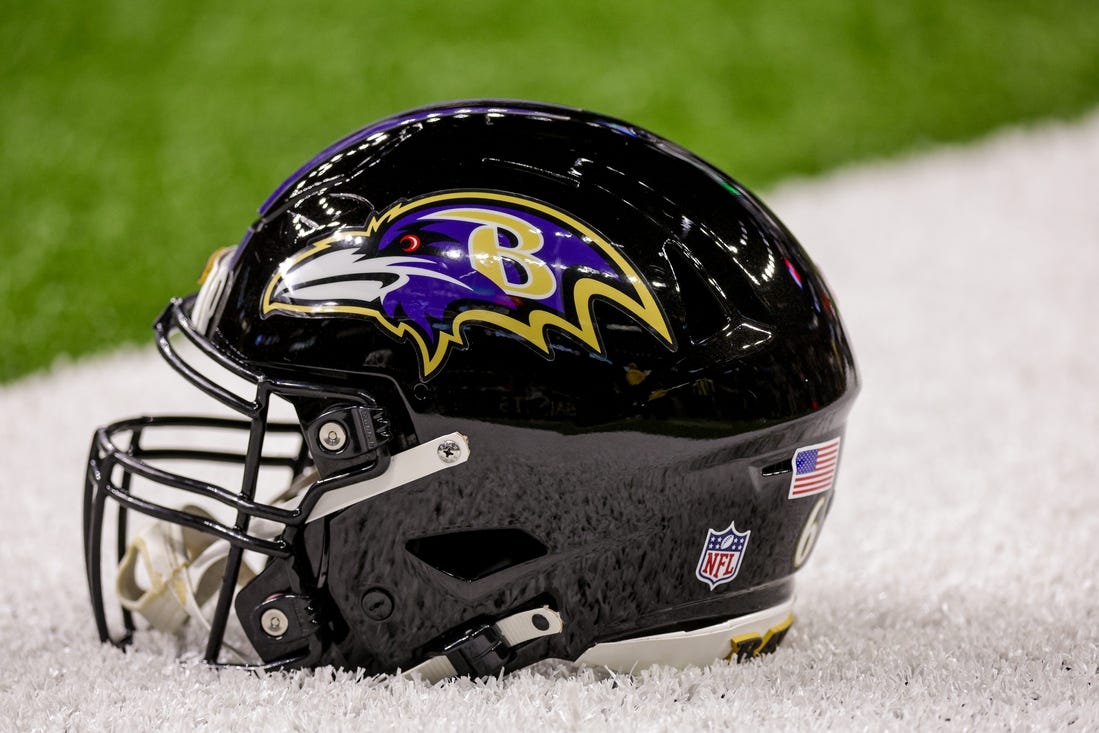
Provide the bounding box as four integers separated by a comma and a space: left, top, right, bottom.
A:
406, 528, 547, 582
761, 458, 792, 476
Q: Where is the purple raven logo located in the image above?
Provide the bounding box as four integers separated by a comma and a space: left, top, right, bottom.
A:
261, 192, 673, 377
695, 521, 751, 590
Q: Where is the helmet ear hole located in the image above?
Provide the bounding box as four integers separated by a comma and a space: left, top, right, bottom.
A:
406, 529, 548, 582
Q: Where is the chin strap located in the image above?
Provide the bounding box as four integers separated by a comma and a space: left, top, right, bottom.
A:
404, 607, 565, 683
115, 505, 257, 635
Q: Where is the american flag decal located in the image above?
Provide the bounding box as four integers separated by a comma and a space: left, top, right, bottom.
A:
788, 437, 841, 499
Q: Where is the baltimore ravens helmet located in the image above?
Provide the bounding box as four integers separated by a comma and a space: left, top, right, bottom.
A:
83, 100, 858, 679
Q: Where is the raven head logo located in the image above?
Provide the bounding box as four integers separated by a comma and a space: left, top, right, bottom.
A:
261, 191, 673, 377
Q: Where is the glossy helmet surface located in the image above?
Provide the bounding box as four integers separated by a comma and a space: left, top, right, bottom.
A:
84, 100, 857, 678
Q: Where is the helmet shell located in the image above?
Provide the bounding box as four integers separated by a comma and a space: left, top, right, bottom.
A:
203, 101, 857, 671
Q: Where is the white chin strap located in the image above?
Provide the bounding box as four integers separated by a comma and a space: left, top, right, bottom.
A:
115, 505, 257, 635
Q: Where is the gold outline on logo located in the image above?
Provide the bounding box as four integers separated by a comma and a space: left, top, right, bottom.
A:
261, 192, 673, 376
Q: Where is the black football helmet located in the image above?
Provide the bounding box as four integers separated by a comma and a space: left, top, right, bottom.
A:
84, 100, 858, 679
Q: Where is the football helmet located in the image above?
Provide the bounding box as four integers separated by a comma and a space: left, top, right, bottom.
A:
83, 100, 858, 679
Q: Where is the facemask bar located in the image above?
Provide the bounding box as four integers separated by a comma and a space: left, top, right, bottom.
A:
83, 296, 393, 667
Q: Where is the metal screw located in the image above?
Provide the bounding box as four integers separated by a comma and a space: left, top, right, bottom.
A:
318, 421, 347, 452
437, 439, 462, 463
361, 588, 394, 621
261, 608, 289, 638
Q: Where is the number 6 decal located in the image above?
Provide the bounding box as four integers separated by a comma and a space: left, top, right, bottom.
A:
793, 494, 832, 568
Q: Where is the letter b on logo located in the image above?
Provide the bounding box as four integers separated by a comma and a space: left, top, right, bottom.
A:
437, 208, 557, 300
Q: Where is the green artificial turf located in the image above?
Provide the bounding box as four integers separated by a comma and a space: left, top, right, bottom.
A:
2, 0, 1098, 382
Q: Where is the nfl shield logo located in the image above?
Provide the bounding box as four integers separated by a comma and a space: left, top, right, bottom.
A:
695, 521, 751, 590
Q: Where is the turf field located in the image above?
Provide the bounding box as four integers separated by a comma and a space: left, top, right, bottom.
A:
2, 0, 1098, 381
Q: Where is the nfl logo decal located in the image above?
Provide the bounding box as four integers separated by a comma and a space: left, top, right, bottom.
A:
695, 522, 751, 590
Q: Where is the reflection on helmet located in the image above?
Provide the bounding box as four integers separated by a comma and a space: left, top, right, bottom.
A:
83, 100, 858, 679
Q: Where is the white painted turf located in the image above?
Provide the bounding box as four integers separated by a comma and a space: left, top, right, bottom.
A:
2, 111, 1098, 731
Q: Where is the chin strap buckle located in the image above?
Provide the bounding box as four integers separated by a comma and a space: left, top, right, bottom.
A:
405, 607, 564, 683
